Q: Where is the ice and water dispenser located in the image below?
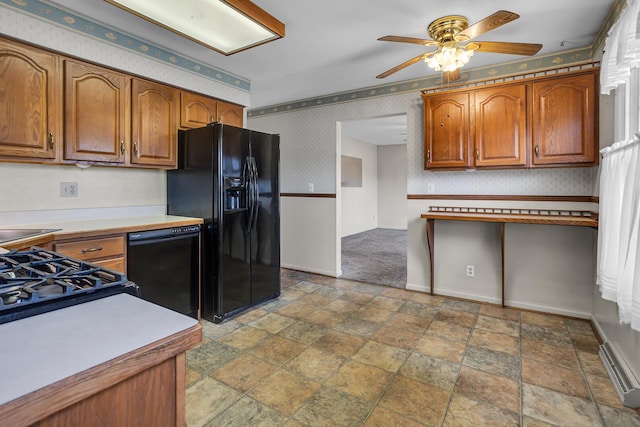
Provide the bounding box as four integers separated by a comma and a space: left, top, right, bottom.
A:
224, 176, 245, 211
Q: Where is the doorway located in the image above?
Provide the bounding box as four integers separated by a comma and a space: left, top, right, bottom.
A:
337, 114, 408, 288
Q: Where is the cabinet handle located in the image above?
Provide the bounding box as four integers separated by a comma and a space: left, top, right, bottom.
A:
81, 247, 103, 254
535, 144, 540, 157
476, 149, 480, 160
120, 140, 125, 155
427, 150, 431, 163
48, 132, 54, 150
133, 141, 139, 156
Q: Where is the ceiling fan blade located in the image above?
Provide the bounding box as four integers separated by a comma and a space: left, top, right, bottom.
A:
376, 52, 434, 79
378, 35, 438, 46
444, 69, 460, 83
473, 41, 542, 56
455, 10, 519, 41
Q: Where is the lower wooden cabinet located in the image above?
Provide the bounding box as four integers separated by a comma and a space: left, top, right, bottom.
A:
53, 234, 126, 273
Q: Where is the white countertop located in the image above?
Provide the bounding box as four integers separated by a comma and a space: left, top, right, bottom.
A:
0, 294, 199, 406
0, 215, 203, 249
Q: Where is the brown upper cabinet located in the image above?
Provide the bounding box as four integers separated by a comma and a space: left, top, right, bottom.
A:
131, 78, 179, 168
474, 84, 527, 168
217, 100, 244, 127
64, 60, 129, 164
180, 92, 244, 129
0, 36, 245, 169
180, 91, 217, 129
531, 72, 597, 166
422, 69, 598, 170
424, 92, 470, 169
0, 39, 61, 161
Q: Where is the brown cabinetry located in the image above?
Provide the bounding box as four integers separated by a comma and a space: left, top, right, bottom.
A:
0, 36, 244, 169
217, 99, 244, 127
54, 234, 126, 273
424, 92, 470, 169
180, 92, 244, 129
474, 85, 527, 167
63, 60, 129, 163
180, 91, 217, 129
0, 39, 60, 161
531, 72, 597, 166
422, 69, 598, 171
131, 78, 179, 168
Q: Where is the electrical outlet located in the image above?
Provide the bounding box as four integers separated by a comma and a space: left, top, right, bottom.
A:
308, 183, 314, 192
60, 182, 78, 197
466, 264, 475, 277
427, 182, 435, 194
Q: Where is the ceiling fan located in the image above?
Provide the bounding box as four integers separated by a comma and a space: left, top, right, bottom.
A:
376, 10, 542, 81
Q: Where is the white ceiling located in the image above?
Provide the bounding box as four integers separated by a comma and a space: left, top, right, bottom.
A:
48, 0, 615, 109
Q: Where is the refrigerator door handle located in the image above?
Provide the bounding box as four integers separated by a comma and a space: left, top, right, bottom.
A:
250, 158, 260, 231
244, 157, 255, 231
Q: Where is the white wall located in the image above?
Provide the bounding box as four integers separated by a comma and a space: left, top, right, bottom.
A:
341, 136, 378, 237
378, 144, 407, 230
281, 196, 337, 277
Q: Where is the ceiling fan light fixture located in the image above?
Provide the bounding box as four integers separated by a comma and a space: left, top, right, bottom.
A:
104, 0, 285, 55
426, 45, 473, 72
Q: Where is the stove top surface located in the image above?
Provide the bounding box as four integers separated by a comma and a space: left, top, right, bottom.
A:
0, 247, 139, 324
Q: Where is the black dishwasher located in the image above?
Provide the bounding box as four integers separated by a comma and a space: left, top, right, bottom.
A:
127, 225, 200, 318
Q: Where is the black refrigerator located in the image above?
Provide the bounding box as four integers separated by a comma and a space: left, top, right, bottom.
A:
167, 123, 280, 323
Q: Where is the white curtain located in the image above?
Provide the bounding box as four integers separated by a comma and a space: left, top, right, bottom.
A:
601, 0, 640, 94
597, 138, 640, 330
598, 0, 640, 331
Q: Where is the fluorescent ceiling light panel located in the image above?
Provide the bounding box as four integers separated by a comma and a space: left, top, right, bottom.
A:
105, 0, 285, 55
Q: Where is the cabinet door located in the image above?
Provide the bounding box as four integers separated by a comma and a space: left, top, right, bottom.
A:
180, 91, 217, 129
0, 39, 59, 160
531, 72, 597, 165
64, 60, 128, 163
131, 78, 178, 168
217, 100, 244, 127
424, 92, 470, 169
474, 85, 527, 167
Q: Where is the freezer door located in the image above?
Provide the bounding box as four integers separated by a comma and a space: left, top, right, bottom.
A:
217, 125, 252, 317
249, 131, 281, 303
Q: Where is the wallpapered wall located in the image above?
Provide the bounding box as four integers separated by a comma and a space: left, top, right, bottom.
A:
0, 5, 249, 106
248, 91, 597, 196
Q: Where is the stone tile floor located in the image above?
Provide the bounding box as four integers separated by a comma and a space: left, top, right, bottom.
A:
185, 270, 640, 426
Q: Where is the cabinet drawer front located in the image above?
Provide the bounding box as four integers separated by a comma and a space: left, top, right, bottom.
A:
92, 257, 125, 273
54, 236, 125, 261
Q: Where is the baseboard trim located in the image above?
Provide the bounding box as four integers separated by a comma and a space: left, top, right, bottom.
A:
504, 300, 591, 319
435, 289, 502, 305
282, 263, 338, 278
406, 283, 430, 293
406, 283, 591, 318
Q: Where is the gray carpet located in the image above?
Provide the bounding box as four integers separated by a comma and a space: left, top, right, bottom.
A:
341, 228, 407, 288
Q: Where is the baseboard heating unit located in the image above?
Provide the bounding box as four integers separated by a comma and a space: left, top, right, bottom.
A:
599, 342, 640, 408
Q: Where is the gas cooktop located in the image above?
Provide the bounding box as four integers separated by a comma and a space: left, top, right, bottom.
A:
0, 247, 139, 324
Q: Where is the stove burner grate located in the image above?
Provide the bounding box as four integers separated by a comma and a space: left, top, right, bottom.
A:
0, 247, 139, 323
